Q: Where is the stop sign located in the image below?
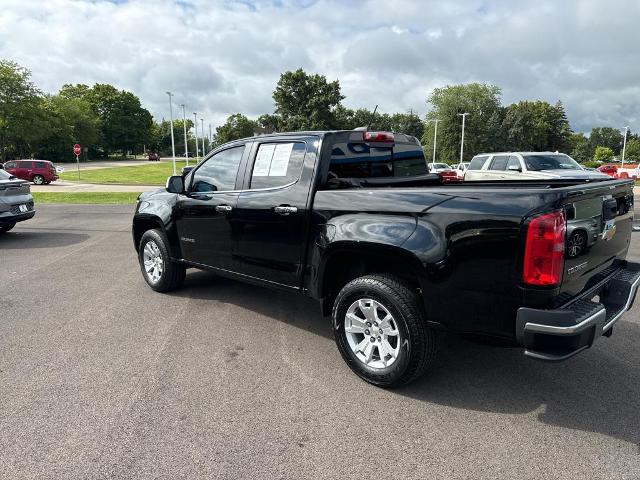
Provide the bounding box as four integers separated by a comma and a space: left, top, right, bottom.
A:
73, 144, 81, 156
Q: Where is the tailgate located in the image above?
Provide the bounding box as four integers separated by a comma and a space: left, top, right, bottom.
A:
560, 180, 634, 297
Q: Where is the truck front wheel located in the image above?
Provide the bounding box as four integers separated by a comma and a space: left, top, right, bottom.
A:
138, 229, 185, 292
332, 274, 438, 388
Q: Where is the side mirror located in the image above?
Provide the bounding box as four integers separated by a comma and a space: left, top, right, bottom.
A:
181, 166, 194, 176
166, 175, 185, 194
508, 165, 522, 172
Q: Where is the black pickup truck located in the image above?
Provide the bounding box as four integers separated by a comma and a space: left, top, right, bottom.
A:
132, 130, 639, 387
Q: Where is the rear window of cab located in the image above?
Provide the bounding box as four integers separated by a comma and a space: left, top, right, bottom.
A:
329, 135, 427, 179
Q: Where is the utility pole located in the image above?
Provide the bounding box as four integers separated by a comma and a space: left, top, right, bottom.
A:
458, 113, 470, 163
622, 126, 629, 168
193, 112, 199, 161
209, 124, 212, 151
429, 119, 439, 164
181, 104, 189, 167
166, 91, 176, 175
201, 118, 205, 156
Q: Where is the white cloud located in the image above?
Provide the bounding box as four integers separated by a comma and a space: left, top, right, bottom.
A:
1, 0, 639, 133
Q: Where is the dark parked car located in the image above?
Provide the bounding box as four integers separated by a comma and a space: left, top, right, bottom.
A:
0, 168, 35, 233
131, 130, 639, 387
148, 152, 159, 161
3, 159, 58, 185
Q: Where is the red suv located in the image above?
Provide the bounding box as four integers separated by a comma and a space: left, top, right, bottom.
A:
3, 159, 59, 184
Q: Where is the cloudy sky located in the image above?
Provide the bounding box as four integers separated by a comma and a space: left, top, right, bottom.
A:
1, 0, 639, 133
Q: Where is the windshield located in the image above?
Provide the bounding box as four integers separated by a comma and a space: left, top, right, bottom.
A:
523, 154, 583, 171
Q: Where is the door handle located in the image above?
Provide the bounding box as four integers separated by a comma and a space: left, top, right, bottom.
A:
215, 205, 233, 213
274, 206, 297, 215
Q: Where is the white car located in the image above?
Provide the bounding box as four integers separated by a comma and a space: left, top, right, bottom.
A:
428, 162, 452, 173
464, 152, 609, 181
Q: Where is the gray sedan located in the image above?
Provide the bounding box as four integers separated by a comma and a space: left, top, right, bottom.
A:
0, 168, 35, 233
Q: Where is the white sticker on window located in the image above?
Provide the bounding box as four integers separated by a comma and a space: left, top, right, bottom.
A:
253, 144, 276, 177
269, 143, 293, 176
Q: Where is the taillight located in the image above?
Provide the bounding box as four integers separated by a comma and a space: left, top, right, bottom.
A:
522, 210, 566, 286
363, 131, 395, 143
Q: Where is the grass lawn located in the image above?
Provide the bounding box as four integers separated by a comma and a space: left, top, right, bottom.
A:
59, 161, 187, 185
32, 192, 141, 204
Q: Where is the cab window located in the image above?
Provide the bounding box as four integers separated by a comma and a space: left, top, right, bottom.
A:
468, 156, 488, 170
489, 156, 509, 171
190, 145, 245, 192
249, 142, 306, 190
328, 139, 427, 179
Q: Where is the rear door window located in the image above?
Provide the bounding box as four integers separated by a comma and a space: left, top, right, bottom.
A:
20, 161, 33, 169
468, 156, 488, 170
249, 142, 306, 190
489, 155, 509, 171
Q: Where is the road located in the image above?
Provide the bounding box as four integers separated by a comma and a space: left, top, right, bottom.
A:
0, 205, 639, 479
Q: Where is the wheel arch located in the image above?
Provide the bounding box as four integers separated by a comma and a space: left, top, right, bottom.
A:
317, 243, 427, 317
132, 214, 182, 259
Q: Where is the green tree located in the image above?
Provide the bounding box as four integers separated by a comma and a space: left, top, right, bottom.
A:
34, 95, 100, 161
593, 146, 614, 162
62, 83, 153, 156
150, 119, 194, 155
589, 127, 623, 154
0, 60, 43, 161
214, 113, 258, 146
272, 68, 344, 131
421, 83, 502, 162
501, 100, 571, 152
388, 112, 425, 138
623, 138, 640, 161
569, 133, 593, 162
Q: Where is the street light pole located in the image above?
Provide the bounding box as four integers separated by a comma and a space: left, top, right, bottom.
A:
458, 113, 469, 163
166, 91, 176, 175
209, 124, 212, 151
201, 118, 205, 156
193, 113, 199, 161
181, 104, 189, 167
621, 126, 629, 168
430, 119, 439, 164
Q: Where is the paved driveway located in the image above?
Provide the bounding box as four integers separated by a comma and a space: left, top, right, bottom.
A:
0, 205, 639, 479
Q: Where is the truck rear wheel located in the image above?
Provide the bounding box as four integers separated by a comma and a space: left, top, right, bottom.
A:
138, 229, 185, 292
332, 274, 438, 388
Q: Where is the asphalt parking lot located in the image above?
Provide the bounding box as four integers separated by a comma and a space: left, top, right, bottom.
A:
1, 204, 639, 479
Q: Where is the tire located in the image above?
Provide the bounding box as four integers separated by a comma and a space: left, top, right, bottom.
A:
567, 230, 587, 258
332, 274, 438, 388
138, 229, 185, 292
0, 222, 16, 233
32, 175, 44, 185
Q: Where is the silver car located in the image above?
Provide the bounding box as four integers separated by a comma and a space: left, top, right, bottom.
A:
0, 168, 35, 233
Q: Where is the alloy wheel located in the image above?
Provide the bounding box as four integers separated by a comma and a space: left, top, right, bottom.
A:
344, 298, 401, 369
143, 240, 164, 283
